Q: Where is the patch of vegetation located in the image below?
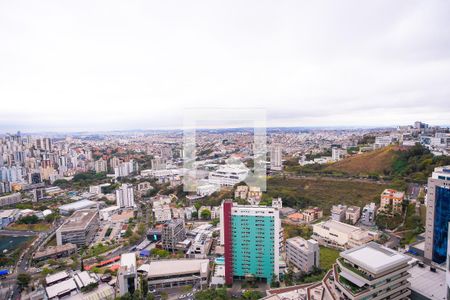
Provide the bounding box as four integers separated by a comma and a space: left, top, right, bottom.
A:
267, 176, 386, 213
195, 288, 229, 300
325, 144, 450, 184
283, 223, 312, 239
399, 203, 425, 246
151, 248, 170, 258
82, 243, 115, 258
17, 215, 40, 224
319, 246, 341, 271
391, 144, 450, 183
326, 146, 396, 177
376, 213, 403, 231
8, 223, 51, 232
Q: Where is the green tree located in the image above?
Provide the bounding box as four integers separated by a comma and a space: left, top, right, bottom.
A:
18, 215, 39, 224
195, 288, 229, 300
200, 209, 211, 220
242, 290, 262, 300
17, 273, 31, 290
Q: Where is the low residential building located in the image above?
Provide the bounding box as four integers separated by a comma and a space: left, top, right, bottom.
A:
171, 207, 185, 219
56, 209, 99, 247
303, 207, 323, 223
33, 243, 77, 261
331, 242, 411, 300
380, 189, 405, 214
345, 206, 361, 225
161, 219, 186, 252
234, 185, 248, 199
248, 186, 262, 204
312, 219, 379, 250
138, 259, 209, 290
0, 193, 21, 207
285, 237, 319, 274
331, 204, 347, 222
287, 212, 304, 223
360, 202, 377, 226
137, 181, 153, 194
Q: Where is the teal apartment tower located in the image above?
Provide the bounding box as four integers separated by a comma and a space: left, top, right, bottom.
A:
220, 199, 282, 285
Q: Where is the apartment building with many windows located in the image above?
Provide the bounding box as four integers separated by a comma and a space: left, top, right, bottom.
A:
220, 200, 281, 285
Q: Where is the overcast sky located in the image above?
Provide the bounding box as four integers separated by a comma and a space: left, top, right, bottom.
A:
1, 0, 449, 132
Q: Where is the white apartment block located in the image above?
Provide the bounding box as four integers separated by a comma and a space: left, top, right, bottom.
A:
285, 237, 319, 274
331, 204, 347, 222
270, 144, 283, 171
331, 147, 346, 161
345, 206, 361, 225
94, 159, 107, 173
116, 183, 135, 208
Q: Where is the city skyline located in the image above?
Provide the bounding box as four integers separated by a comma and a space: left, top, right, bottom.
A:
1, 0, 450, 132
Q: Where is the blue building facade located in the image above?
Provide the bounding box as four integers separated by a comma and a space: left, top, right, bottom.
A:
432, 186, 450, 263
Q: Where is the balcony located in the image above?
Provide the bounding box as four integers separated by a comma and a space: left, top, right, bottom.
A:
337, 258, 372, 280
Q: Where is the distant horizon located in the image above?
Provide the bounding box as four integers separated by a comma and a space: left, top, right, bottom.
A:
0, 122, 447, 136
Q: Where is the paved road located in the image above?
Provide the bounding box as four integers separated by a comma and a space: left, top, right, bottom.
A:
0, 230, 36, 236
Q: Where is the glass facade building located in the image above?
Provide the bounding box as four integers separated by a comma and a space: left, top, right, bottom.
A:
433, 186, 450, 263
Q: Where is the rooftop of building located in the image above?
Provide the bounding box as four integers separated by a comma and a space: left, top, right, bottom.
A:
73, 271, 99, 288
59, 199, 97, 211
331, 204, 347, 212
381, 189, 405, 198
46, 270, 70, 285
120, 253, 136, 269
314, 219, 359, 234
45, 278, 77, 299
59, 209, 98, 231
0, 209, 19, 218
340, 242, 410, 275
138, 259, 209, 278
408, 264, 446, 300
286, 236, 318, 250
346, 206, 361, 213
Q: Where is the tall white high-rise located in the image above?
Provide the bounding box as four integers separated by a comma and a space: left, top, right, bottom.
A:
270, 144, 282, 171
116, 183, 135, 208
